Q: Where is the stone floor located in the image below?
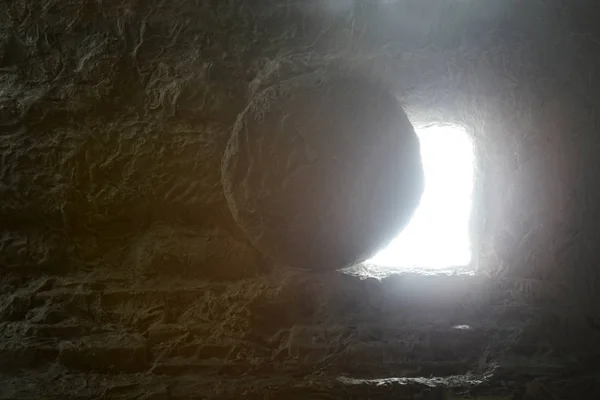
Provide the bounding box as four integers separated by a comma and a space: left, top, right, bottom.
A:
1, 266, 598, 399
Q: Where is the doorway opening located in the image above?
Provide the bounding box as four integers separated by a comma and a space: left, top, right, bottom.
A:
366, 124, 475, 273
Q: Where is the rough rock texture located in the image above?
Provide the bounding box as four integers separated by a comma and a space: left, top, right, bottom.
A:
222, 71, 424, 270
1, 269, 598, 399
2, 0, 600, 398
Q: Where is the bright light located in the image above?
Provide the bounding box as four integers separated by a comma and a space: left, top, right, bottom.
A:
366, 124, 475, 270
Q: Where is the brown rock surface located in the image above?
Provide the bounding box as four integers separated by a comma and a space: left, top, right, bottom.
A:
222, 72, 424, 270
1, 270, 597, 399
2, 0, 600, 399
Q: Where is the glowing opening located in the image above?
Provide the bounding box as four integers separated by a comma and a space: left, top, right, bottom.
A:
366, 124, 475, 270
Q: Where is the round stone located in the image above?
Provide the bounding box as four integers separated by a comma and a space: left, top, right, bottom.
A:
221, 71, 425, 270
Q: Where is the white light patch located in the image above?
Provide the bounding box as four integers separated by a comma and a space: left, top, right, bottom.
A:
367, 125, 475, 270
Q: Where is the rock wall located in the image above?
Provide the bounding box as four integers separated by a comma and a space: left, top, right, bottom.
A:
2, 0, 600, 398
2, 267, 599, 399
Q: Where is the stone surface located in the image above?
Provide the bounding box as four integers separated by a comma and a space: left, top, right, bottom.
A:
1, 0, 600, 398
222, 72, 424, 270
129, 225, 269, 281
58, 333, 149, 373
0, 269, 598, 399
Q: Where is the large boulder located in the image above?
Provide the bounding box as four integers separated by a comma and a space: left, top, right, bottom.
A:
221, 71, 424, 270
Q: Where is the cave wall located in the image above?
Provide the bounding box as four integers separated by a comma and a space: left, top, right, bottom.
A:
2, 0, 600, 398
2, 0, 599, 281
